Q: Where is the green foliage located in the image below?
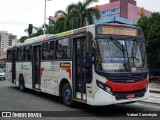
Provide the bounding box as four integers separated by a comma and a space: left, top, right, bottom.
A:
24, 24, 55, 40
19, 36, 29, 43
22, 0, 99, 41
30, 28, 43, 38
53, 0, 100, 34
137, 12, 160, 68
53, 17, 66, 34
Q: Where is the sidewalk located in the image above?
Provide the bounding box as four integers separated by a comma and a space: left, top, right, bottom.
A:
139, 81, 160, 104
149, 81, 160, 93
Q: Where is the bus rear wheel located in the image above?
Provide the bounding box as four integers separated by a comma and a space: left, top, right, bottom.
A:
62, 83, 74, 107
19, 76, 25, 92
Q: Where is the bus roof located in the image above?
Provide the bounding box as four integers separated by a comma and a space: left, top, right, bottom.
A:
10, 25, 95, 48
7, 23, 139, 49
102, 23, 138, 28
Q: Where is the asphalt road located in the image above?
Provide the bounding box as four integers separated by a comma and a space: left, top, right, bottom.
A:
0, 80, 160, 120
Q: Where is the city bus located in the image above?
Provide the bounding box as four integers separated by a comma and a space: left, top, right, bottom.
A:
6, 23, 149, 106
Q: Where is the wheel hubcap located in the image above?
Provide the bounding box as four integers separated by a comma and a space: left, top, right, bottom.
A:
64, 88, 71, 102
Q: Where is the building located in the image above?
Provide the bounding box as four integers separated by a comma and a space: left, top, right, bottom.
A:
94, 0, 152, 24
0, 31, 17, 55
49, 0, 152, 25
0, 31, 8, 55
8, 34, 17, 46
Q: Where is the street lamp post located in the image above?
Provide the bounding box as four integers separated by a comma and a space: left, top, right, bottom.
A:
43, 0, 51, 35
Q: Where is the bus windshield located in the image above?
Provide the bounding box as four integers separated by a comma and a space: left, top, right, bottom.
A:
96, 38, 146, 73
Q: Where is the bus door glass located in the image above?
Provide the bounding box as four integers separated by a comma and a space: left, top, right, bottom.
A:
12, 49, 16, 83
32, 45, 41, 89
73, 36, 92, 100
6, 49, 12, 82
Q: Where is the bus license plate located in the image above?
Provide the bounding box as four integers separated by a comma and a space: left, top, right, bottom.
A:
126, 94, 135, 99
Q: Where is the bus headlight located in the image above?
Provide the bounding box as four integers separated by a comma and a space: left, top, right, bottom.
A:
106, 86, 111, 92
96, 80, 112, 93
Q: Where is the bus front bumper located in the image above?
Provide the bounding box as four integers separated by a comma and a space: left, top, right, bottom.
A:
92, 88, 149, 106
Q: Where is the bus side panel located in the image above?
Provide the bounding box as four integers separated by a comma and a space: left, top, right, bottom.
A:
6, 63, 12, 82
41, 61, 72, 96
41, 61, 57, 95
15, 62, 23, 86
56, 61, 73, 96
86, 65, 97, 105
22, 62, 32, 89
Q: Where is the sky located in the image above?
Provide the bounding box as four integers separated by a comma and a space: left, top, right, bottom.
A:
0, 0, 159, 39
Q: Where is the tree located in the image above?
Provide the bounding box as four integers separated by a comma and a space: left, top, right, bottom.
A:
53, 16, 66, 34
24, 24, 55, 39
137, 12, 160, 68
30, 26, 44, 37
53, 0, 100, 33
19, 36, 29, 43
66, 0, 100, 27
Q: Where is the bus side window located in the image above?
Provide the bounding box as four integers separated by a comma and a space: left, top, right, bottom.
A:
56, 38, 70, 59
49, 41, 55, 60
42, 42, 48, 60
17, 48, 20, 61
24, 46, 31, 61
42, 42, 55, 61
17, 48, 24, 62
56, 40, 62, 59
20, 48, 24, 62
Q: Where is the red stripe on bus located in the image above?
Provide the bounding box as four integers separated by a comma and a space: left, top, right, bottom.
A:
40, 68, 44, 76
66, 68, 71, 79
105, 79, 148, 92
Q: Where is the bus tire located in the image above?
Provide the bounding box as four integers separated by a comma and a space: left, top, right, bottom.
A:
19, 76, 25, 92
62, 83, 74, 107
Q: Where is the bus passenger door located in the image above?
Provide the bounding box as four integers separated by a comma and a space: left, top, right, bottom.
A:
32, 45, 41, 89
73, 37, 89, 101
12, 49, 16, 83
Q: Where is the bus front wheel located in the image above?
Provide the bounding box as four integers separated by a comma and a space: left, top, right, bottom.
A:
19, 76, 25, 92
62, 83, 74, 107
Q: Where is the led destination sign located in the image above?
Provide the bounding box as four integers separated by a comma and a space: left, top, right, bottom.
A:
98, 26, 137, 36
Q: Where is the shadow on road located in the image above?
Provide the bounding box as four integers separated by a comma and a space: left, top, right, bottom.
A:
10, 86, 62, 105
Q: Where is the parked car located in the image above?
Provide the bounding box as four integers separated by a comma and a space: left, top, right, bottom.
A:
0, 69, 5, 80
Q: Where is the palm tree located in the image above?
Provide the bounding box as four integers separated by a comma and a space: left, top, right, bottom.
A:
67, 0, 100, 27
53, 0, 100, 33
53, 13, 67, 33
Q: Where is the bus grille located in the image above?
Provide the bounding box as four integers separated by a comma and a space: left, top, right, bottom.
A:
114, 89, 146, 100
106, 73, 147, 83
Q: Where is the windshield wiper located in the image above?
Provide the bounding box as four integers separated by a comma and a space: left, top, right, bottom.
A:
110, 37, 129, 71
110, 37, 123, 51
129, 39, 139, 67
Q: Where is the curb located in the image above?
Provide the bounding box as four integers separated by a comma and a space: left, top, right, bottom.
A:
149, 90, 160, 94
139, 100, 160, 105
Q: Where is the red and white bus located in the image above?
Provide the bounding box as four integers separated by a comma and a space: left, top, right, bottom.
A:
6, 23, 149, 106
